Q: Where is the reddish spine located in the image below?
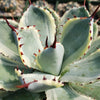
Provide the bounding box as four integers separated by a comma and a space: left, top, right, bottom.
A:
50, 35, 57, 48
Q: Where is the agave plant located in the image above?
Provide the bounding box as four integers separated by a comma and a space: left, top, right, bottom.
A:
0, 0, 100, 100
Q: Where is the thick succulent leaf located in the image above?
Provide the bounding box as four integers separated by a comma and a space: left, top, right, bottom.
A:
45, 7, 60, 27
0, 42, 20, 61
15, 69, 64, 93
61, 17, 93, 72
59, 6, 97, 41
3, 89, 45, 100
45, 7, 60, 39
36, 43, 64, 75
61, 6, 89, 24
93, 22, 98, 39
60, 49, 100, 83
0, 19, 20, 61
19, 5, 56, 46
83, 37, 100, 58
46, 84, 92, 100
17, 26, 43, 69
58, 6, 89, 37
71, 81, 100, 100
7, 19, 18, 27
0, 54, 20, 91
0, 53, 32, 92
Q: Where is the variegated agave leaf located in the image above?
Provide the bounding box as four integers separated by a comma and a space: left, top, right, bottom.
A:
0, 0, 100, 100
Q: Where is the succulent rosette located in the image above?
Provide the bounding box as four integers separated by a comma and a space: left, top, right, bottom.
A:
0, 0, 100, 100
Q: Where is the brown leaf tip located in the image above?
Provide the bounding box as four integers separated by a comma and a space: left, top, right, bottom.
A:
50, 35, 57, 48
